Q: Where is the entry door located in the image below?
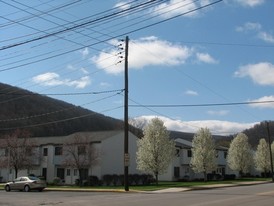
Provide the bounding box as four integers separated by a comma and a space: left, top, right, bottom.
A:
57, 168, 65, 180
42, 168, 47, 180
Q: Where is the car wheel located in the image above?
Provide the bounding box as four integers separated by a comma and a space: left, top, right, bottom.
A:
5, 185, 11, 192
24, 185, 30, 192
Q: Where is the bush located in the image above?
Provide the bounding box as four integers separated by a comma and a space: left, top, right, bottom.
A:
112, 174, 119, 186
132, 174, 140, 185
119, 174, 124, 186
53, 177, 61, 185
102, 174, 113, 186
224, 174, 236, 180
88, 176, 100, 186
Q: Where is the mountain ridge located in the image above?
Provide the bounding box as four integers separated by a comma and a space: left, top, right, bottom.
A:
0, 83, 124, 137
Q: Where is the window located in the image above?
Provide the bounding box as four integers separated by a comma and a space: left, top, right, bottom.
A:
175, 149, 180, 157
67, 169, 71, 176
55, 146, 62, 156
74, 169, 78, 176
57, 168, 65, 180
174, 167, 180, 178
224, 151, 227, 159
78, 145, 86, 155
187, 150, 192, 157
43, 148, 48, 156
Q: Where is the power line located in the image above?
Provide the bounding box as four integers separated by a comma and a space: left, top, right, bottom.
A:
0, 0, 164, 51
0, 89, 124, 96
0, 106, 123, 131
129, 100, 274, 108
0, 90, 123, 123
0, 0, 223, 72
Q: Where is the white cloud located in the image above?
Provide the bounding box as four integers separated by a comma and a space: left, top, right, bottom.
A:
236, 22, 261, 32
100, 82, 111, 87
130, 115, 257, 135
92, 36, 193, 74
185, 90, 198, 96
258, 31, 274, 43
114, 1, 131, 10
236, 22, 274, 44
248, 96, 274, 109
196, 52, 218, 64
32, 72, 91, 89
80, 47, 89, 58
235, 62, 274, 86
233, 0, 265, 7
151, 0, 214, 18
152, 0, 197, 18
207, 110, 229, 116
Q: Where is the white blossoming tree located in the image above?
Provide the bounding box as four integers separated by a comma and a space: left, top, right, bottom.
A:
254, 138, 271, 177
272, 142, 274, 165
136, 117, 175, 185
227, 133, 253, 177
190, 128, 217, 181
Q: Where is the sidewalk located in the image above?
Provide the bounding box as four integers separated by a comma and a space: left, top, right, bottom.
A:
1, 181, 272, 193
148, 181, 272, 193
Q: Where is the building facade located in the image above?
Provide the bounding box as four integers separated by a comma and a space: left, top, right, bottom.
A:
159, 138, 236, 181
0, 130, 140, 184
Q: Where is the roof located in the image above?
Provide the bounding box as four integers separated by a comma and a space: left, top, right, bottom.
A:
31, 130, 125, 146
174, 138, 228, 151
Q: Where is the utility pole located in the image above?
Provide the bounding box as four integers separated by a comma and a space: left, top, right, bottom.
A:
124, 36, 129, 191
266, 121, 274, 182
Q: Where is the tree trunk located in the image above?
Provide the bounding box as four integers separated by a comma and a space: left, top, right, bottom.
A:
204, 171, 207, 182
15, 168, 18, 178
155, 172, 158, 185
78, 169, 83, 186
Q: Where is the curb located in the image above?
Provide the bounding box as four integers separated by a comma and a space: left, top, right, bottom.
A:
1, 181, 272, 193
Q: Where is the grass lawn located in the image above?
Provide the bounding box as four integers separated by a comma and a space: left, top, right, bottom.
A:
46, 178, 271, 191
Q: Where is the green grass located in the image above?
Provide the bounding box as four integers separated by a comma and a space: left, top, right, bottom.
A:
46, 178, 271, 191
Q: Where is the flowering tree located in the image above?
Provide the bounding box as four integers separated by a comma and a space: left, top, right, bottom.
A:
0, 129, 39, 178
136, 118, 175, 184
190, 128, 217, 181
62, 134, 100, 185
254, 138, 271, 177
227, 133, 253, 176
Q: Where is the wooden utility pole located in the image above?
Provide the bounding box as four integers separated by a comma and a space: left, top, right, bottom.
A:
124, 36, 129, 191
266, 121, 274, 182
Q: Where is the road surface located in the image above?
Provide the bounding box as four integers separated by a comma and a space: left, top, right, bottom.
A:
0, 183, 273, 206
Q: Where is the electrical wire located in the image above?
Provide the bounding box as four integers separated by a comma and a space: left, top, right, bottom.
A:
0, 0, 223, 72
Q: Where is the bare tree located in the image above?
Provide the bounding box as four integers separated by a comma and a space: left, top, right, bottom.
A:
190, 128, 217, 181
0, 129, 39, 178
136, 118, 176, 185
62, 134, 100, 185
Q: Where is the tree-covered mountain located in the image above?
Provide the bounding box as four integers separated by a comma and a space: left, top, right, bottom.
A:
243, 121, 274, 148
0, 83, 125, 137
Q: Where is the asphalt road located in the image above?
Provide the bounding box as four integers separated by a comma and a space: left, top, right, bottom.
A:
0, 183, 273, 206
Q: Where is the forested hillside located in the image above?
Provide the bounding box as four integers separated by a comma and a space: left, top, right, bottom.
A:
0, 83, 124, 137
243, 121, 274, 148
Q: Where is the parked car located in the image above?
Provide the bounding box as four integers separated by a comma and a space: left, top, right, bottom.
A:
5, 176, 47, 192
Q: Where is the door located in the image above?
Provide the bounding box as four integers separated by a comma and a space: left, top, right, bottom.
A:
42, 168, 47, 180
56, 168, 65, 180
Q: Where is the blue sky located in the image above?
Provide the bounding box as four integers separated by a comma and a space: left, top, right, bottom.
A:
1, 0, 274, 135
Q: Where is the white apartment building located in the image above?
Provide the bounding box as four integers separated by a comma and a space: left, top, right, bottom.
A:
0, 130, 241, 184
0, 130, 140, 184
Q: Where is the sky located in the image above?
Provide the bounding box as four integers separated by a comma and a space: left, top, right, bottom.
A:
0, 0, 274, 135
